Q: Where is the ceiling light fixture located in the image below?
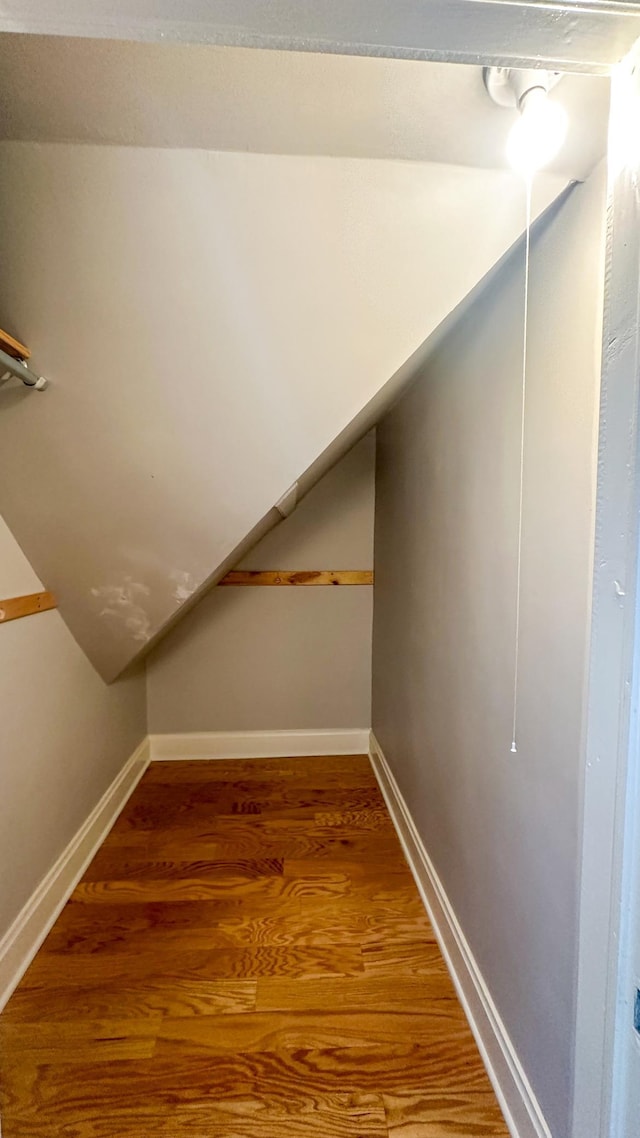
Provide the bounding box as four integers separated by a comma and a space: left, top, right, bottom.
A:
484, 67, 568, 176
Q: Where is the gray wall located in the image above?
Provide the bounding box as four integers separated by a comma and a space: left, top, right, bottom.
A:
0, 514, 145, 940
147, 433, 375, 732
372, 166, 605, 1138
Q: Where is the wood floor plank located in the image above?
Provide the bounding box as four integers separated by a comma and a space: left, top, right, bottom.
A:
1, 1071, 387, 1138
315, 808, 393, 829
1, 1046, 497, 1116
0, 1018, 159, 1063
362, 941, 450, 977
82, 854, 284, 882
104, 824, 403, 862
39, 900, 257, 952
115, 776, 383, 803
147, 815, 390, 837
383, 1092, 510, 1136
208, 899, 433, 948
71, 867, 416, 907
0, 755, 508, 1138
41, 925, 321, 957
153, 1008, 470, 1057
112, 785, 386, 831
70, 869, 354, 904
21, 945, 365, 988
2, 978, 256, 1022
284, 858, 413, 880
255, 974, 458, 1012
40, 905, 433, 957
143, 755, 373, 783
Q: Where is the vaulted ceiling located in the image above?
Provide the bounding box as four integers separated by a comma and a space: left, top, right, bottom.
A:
0, 37, 609, 678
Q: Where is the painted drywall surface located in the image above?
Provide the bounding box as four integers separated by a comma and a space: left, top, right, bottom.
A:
0, 37, 609, 179
371, 166, 606, 1138
0, 142, 566, 678
147, 433, 374, 732
0, 514, 145, 939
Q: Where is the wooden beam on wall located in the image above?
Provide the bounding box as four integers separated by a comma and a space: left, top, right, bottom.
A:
0, 591, 56, 623
0, 328, 30, 361
219, 570, 373, 586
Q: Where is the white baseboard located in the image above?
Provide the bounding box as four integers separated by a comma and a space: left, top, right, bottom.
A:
0, 736, 151, 1011
369, 732, 551, 1138
149, 728, 371, 762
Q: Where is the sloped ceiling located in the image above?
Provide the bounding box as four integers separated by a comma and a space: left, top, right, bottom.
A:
0, 42, 607, 679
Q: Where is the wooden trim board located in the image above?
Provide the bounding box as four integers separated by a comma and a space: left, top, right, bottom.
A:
219, 570, 373, 586
369, 731, 550, 1138
0, 592, 56, 623
0, 328, 30, 360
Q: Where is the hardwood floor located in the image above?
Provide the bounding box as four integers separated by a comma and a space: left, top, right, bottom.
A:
0, 755, 509, 1137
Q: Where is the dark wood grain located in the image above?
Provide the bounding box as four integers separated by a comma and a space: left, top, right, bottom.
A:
143, 755, 375, 783
111, 782, 387, 831
0, 1018, 159, 1063
218, 570, 374, 586
0, 754, 508, 1137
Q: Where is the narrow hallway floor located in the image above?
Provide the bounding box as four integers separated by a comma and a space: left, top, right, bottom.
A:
0, 754, 509, 1136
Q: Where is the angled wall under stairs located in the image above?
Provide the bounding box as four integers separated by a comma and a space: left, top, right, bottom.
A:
0, 143, 567, 678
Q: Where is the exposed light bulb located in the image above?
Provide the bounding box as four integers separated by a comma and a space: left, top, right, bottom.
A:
507, 86, 568, 175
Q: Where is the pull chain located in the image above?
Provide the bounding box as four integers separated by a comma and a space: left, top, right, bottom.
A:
511, 177, 532, 755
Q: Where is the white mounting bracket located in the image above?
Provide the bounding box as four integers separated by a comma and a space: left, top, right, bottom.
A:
275, 483, 298, 519
0, 348, 48, 390
483, 67, 563, 110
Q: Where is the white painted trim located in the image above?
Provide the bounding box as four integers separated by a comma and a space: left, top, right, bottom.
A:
149, 729, 371, 762
369, 731, 551, 1138
572, 48, 640, 1138
0, 736, 150, 1011
0, 2, 637, 72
